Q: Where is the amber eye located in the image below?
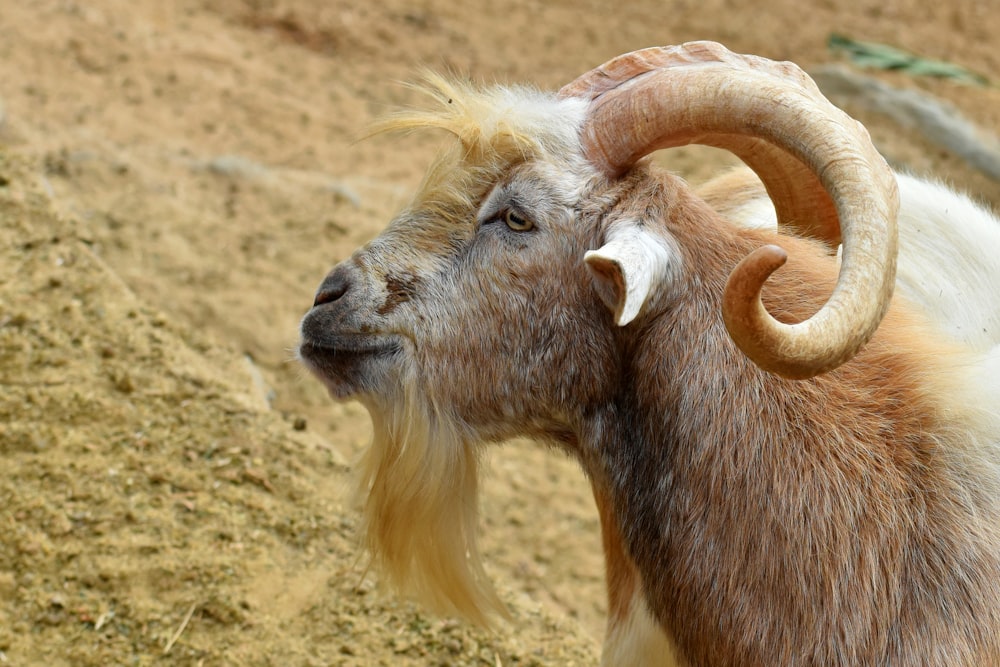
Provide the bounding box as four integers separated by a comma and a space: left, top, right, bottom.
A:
503, 209, 534, 231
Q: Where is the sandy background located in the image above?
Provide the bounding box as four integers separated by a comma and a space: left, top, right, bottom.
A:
1, 1, 999, 665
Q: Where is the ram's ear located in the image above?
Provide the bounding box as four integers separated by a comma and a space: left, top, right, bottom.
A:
584, 224, 677, 326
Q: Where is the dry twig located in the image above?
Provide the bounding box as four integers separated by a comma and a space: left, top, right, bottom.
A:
163, 602, 198, 655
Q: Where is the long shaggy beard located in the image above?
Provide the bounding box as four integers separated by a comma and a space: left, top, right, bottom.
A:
355, 381, 505, 626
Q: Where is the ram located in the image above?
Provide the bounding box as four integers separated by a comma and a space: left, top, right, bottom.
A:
299, 42, 1000, 666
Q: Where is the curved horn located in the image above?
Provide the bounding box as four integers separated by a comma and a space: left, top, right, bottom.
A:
559, 41, 899, 379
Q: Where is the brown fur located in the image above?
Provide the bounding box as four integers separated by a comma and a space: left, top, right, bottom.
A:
594, 483, 638, 626
694, 167, 770, 221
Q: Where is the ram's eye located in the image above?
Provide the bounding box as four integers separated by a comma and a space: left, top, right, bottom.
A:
503, 209, 534, 232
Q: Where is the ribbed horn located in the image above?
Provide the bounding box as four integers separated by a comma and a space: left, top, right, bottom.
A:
559, 41, 899, 379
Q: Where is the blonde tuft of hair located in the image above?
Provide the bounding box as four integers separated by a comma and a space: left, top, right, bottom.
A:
369, 72, 550, 159
366, 72, 588, 222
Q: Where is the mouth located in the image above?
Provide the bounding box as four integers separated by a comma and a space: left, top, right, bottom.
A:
297, 334, 402, 398
299, 333, 399, 356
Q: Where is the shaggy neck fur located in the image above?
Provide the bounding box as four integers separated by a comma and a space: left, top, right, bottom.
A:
584, 194, 1000, 665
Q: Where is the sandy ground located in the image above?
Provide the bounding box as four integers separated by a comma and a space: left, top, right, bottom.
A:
1, 0, 998, 665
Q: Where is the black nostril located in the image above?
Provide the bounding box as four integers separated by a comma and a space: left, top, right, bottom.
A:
313, 264, 353, 307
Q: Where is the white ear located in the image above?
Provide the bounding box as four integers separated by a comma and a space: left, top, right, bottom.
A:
584, 224, 676, 326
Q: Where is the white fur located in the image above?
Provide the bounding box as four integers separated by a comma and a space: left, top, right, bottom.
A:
602, 590, 686, 667
892, 175, 1000, 351
717, 172, 1000, 350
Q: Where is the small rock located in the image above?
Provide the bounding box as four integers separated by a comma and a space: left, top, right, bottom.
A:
0, 572, 16, 597
328, 181, 361, 207
113, 371, 135, 393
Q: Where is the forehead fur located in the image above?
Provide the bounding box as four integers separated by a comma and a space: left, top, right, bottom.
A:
370, 73, 589, 218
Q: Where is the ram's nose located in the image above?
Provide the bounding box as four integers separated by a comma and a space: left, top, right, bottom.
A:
313, 264, 354, 307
